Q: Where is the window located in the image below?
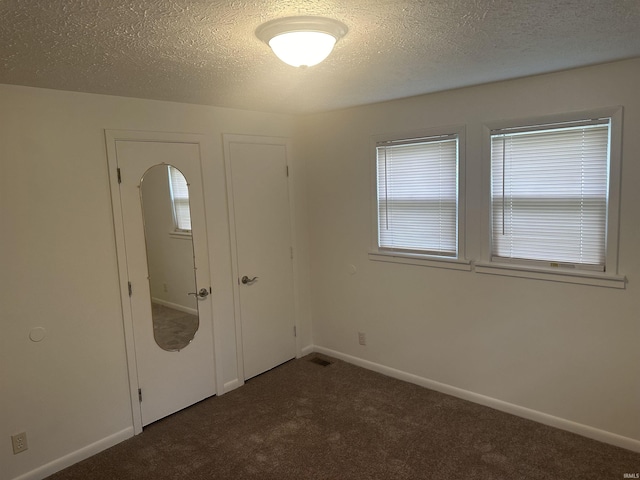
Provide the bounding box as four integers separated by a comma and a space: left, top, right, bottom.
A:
168, 165, 191, 232
491, 119, 609, 270
481, 108, 624, 287
370, 127, 467, 269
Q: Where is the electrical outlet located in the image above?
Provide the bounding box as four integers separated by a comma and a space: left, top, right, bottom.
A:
358, 331, 366, 346
12, 432, 28, 454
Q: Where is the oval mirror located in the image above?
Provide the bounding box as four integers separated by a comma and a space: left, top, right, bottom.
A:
140, 164, 199, 351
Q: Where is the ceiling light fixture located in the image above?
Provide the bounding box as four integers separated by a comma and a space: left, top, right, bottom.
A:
256, 16, 348, 68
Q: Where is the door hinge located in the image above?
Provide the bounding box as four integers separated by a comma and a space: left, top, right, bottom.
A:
293, 326, 297, 337
138, 388, 142, 403
128, 281, 132, 297
290, 246, 294, 260
286, 165, 289, 177
117, 167, 122, 184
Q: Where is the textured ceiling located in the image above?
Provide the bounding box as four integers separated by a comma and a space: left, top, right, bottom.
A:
1, 1, 639, 114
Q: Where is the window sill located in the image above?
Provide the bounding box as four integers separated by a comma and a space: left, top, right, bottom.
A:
474, 262, 626, 289
368, 251, 472, 271
168, 231, 192, 240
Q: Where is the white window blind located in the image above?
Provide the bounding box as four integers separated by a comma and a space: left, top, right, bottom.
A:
490, 119, 610, 270
377, 135, 458, 257
168, 165, 192, 232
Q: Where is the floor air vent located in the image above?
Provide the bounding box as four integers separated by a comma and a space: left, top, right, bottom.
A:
309, 357, 332, 367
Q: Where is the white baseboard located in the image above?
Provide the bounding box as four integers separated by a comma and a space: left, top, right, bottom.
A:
223, 378, 242, 394
299, 344, 314, 357
313, 345, 640, 453
151, 298, 198, 316
13, 427, 134, 480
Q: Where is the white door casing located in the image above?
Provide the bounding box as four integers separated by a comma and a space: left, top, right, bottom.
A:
223, 135, 298, 381
106, 130, 221, 432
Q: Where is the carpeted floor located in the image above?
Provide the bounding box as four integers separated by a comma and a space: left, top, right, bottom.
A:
47, 354, 639, 479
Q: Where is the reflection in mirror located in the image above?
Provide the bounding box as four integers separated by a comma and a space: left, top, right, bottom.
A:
140, 164, 199, 351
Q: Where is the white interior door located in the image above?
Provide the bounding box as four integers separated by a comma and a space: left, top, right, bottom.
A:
116, 139, 216, 426
225, 136, 297, 380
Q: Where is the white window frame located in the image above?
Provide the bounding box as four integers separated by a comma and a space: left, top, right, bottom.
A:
369, 126, 470, 271
477, 107, 625, 288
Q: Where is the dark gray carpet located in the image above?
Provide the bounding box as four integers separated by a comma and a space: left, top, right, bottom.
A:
47, 354, 639, 479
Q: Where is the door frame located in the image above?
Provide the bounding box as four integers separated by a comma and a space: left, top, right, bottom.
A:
105, 129, 224, 434
222, 134, 303, 384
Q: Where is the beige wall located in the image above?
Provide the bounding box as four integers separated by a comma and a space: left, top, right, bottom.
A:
0, 84, 310, 480
300, 58, 640, 445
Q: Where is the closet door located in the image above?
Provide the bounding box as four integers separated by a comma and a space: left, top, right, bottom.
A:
116, 139, 216, 426
224, 135, 297, 380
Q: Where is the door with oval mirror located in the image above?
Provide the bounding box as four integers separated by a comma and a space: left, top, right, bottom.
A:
114, 138, 216, 427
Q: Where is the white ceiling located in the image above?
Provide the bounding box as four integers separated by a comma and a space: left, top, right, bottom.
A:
1, 1, 639, 114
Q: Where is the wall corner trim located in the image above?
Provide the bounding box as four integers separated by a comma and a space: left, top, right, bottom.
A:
300, 344, 315, 357
12, 427, 134, 480
312, 345, 640, 453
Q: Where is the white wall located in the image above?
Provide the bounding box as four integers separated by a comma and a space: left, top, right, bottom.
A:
301, 59, 640, 446
0, 84, 311, 480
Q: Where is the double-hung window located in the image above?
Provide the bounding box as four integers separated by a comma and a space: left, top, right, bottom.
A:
370, 127, 467, 269
168, 165, 192, 232
482, 108, 623, 287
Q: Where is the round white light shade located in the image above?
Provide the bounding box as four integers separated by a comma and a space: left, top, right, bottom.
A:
256, 16, 348, 68
269, 31, 336, 67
